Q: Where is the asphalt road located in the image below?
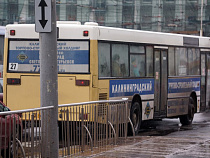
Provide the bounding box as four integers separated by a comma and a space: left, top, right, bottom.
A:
87, 110, 210, 158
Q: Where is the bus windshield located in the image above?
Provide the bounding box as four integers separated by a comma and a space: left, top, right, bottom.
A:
8, 40, 89, 73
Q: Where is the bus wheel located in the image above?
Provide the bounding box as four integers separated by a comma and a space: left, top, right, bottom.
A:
179, 97, 195, 126
130, 102, 141, 135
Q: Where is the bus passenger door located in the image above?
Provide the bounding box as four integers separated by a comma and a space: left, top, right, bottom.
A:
154, 48, 168, 117
207, 54, 210, 109
200, 53, 206, 112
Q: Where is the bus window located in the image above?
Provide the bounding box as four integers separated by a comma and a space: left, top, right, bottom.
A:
207, 54, 210, 108
168, 47, 175, 76
194, 49, 200, 75
146, 46, 153, 77
112, 44, 128, 77
188, 48, 200, 75
195, 49, 201, 75
175, 47, 187, 76
98, 42, 110, 77
130, 45, 145, 77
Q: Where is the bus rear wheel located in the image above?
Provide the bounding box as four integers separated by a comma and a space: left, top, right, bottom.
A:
179, 97, 195, 126
130, 102, 141, 135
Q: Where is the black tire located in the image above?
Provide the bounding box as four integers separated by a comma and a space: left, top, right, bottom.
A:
1, 147, 13, 158
6, 147, 14, 158
130, 102, 142, 135
179, 97, 195, 125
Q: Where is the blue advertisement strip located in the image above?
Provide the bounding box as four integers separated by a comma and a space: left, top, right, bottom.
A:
8, 50, 89, 64
8, 41, 89, 73
168, 78, 200, 93
109, 79, 154, 97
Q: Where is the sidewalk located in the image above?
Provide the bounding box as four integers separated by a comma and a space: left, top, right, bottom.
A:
85, 110, 210, 158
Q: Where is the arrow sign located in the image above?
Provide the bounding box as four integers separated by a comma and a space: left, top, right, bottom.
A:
35, 0, 52, 32
39, 0, 48, 28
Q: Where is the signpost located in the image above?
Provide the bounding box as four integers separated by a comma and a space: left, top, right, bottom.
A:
35, 0, 58, 157
35, 0, 52, 32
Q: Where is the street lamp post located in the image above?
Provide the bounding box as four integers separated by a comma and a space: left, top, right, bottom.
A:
200, 0, 203, 36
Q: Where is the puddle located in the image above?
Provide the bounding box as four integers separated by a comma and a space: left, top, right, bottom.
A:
138, 120, 210, 137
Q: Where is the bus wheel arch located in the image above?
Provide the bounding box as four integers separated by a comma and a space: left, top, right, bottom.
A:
129, 95, 142, 135
179, 92, 197, 126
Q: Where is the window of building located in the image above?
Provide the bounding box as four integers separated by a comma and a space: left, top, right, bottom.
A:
165, 0, 175, 2
66, 0, 77, 21
90, 0, 106, 8
96, 0, 106, 8
142, 0, 152, 3
163, 3, 175, 27
67, 0, 77, 3
28, 0, 35, 23
188, 0, 198, 2
185, 2, 198, 31
123, 0, 133, 3
95, 11, 105, 26
140, 5, 152, 30
122, 2, 134, 29
8, 0, 17, 2
56, 0, 61, 20
8, 0, 18, 23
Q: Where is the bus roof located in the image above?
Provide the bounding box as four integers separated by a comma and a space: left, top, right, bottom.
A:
5, 21, 210, 48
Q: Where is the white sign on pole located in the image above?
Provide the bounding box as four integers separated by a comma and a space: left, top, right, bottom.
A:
35, 0, 52, 32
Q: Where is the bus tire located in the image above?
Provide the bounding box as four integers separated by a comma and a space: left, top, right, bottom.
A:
130, 102, 142, 135
179, 97, 195, 126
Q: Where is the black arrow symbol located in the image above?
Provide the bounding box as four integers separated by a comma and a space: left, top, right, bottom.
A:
38, 0, 48, 29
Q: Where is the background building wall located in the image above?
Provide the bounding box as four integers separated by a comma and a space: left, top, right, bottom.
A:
0, 26, 5, 71
0, 0, 210, 36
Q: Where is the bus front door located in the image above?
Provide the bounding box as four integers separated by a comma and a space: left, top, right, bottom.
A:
198, 52, 210, 112
207, 54, 210, 109
200, 53, 206, 112
154, 49, 168, 117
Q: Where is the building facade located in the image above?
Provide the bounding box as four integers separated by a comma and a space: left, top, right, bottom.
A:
0, 0, 210, 35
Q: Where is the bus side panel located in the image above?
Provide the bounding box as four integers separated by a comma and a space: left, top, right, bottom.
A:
3, 38, 9, 104
58, 76, 90, 104
109, 79, 155, 121
98, 80, 109, 100
6, 75, 90, 110
142, 101, 154, 120
167, 77, 200, 117
90, 40, 99, 101
6, 76, 40, 110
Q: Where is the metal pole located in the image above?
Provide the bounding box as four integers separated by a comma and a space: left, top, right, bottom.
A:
31, 115, 35, 158
40, 0, 58, 157
81, 108, 85, 152
125, 101, 128, 139
158, 0, 162, 32
200, 0, 203, 36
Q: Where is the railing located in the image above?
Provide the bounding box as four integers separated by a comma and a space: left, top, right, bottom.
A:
0, 99, 133, 158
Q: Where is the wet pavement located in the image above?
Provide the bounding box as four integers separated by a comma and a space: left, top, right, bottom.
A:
85, 110, 210, 158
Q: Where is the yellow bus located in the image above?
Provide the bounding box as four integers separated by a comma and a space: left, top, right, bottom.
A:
3, 21, 210, 133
